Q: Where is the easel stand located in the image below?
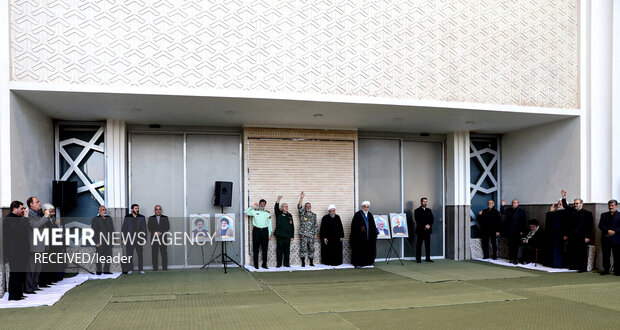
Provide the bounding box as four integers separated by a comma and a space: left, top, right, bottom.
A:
201, 206, 243, 273
385, 238, 404, 265
184, 244, 206, 270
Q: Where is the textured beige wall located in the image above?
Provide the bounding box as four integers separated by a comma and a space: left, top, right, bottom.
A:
9, 0, 578, 108
243, 128, 357, 265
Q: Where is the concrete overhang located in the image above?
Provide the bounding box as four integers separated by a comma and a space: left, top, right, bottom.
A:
11, 87, 579, 134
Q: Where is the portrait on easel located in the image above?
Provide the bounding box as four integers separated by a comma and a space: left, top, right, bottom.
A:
190, 214, 210, 243
374, 215, 391, 239
215, 213, 235, 241
390, 213, 408, 238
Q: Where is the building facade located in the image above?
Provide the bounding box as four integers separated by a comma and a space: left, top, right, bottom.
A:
1, 0, 619, 294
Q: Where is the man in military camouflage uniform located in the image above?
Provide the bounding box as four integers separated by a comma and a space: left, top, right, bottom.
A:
298, 192, 318, 267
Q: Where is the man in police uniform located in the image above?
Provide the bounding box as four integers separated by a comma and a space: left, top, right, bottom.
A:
274, 196, 294, 267
244, 199, 272, 269
298, 192, 318, 267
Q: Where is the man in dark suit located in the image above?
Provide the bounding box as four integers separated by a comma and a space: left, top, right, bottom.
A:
148, 205, 170, 271
598, 199, 620, 275
561, 190, 593, 272
414, 197, 435, 263
91, 205, 115, 275
477, 199, 501, 259
501, 199, 528, 264
4, 201, 29, 300
122, 204, 147, 274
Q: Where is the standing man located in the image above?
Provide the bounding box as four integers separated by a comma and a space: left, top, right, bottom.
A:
501, 199, 528, 264
122, 204, 147, 274
350, 201, 377, 268
91, 205, 115, 275
478, 200, 501, 260
4, 201, 29, 300
561, 190, 593, 272
598, 199, 620, 275
148, 205, 170, 271
244, 199, 272, 269
25, 196, 46, 292
414, 197, 435, 263
274, 196, 294, 267
298, 192, 318, 267
41, 204, 63, 282
545, 200, 568, 268
320, 204, 344, 266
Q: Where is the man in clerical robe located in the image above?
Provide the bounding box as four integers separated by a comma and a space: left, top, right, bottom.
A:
320, 204, 344, 266
350, 201, 377, 268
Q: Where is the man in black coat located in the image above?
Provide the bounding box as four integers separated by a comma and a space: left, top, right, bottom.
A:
91, 205, 115, 275
4, 201, 29, 300
148, 205, 170, 271
561, 190, 593, 272
414, 197, 435, 263
545, 200, 569, 268
122, 204, 147, 274
274, 196, 294, 267
501, 199, 528, 264
350, 201, 377, 268
477, 199, 501, 259
598, 199, 620, 275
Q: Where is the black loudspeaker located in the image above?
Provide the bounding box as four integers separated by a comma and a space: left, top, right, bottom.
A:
52, 180, 78, 209
214, 181, 233, 207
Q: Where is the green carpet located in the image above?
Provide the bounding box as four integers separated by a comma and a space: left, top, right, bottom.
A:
337, 290, 620, 329
88, 291, 355, 329
103, 269, 262, 296
0, 291, 111, 330
110, 295, 176, 303
253, 267, 407, 285
467, 271, 619, 291
525, 282, 620, 312
271, 280, 526, 314
375, 260, 538, 282
3, 261, 620, 329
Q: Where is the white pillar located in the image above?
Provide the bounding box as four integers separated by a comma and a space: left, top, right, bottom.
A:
446, 131, 471, 260
0, 0, 11, 208
105, 119, 127, 208
583, 0, 614, 203
612, 0, 620, 199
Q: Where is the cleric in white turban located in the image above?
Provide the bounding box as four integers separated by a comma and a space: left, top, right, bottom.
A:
319, 204, 344, 266
350, 200, 377, 268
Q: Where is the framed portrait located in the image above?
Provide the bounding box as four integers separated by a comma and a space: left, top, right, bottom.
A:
389, 213, 408, 238
375, 215, 391, 239
189, 214, 210, 243
215, 213, 235, 241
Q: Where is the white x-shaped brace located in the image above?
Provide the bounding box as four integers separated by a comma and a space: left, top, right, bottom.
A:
469, 144, 498, 220
59, 127, 105, 205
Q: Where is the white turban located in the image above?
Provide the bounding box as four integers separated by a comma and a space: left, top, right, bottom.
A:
361, 201, 370, 207
327, 204, 336, 211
